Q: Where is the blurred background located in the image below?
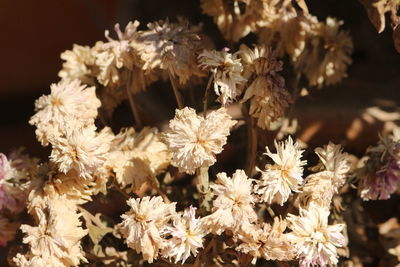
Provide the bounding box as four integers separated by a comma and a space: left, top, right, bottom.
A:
0, 0, 399, 158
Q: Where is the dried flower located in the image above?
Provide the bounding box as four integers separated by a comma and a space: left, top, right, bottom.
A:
287, 206, 346, 267
236, 217, 295, 262
199, 49, 247, 104
240, 45, 292, 129
29, 79, 101, 146
49, 123, 113, 179
164, 107, 236, 174
162, 206, 206, 263
359, 131, 400, 200
255, 136, 306, 205
58, 44, 97, 85
299, 143, 351, 208
133, 19, 207, 85
19, 196, 88, 266
294, 17, 353, 87
203, 170, 257, 235
118, 196, 177, 263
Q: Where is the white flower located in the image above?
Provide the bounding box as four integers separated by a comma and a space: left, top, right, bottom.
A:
20, 196, 88, 266
29, 79, 101, 146
105, 127, 171, 192
287, 206, 346, 267
118, 196, 177, 263
164, 107, 236, 174
203, 170, 257, 235
162, 206, 206, 264
255, 136, 306, 205
58, 44, 96, 85
49, 123, 113, 179
199, 49, 247, 104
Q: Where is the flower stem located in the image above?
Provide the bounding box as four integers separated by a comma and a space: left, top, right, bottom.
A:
169, 72, 184, 109
244, 104, 257, 176
203, 74, 213, 118
126, 71, 143, 129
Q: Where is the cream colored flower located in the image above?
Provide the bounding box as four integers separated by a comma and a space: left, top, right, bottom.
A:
199, 49, 247, 104
14, 253, 66, 267
94, 21, 139, 86
164, 107, 236, 174
20, 196, 87, 266
287, 206, 346, 267
294, 17, 353, 87
162, 206, 206, 264
255, 136, 306, 205
118, 196, 177, 263
58, 44, 97, 85
49, 123, 113, 179
389, 244, 400, 262
105, 127, 171, 192
240, 45, 292, 129
236, 217, 295, 261
29, 79, 101, 146
133, 19, 206, 85
299, 143, 351, 208
203, 170, 257, 235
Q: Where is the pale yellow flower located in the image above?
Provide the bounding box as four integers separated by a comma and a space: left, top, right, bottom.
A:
255, 136, 306, 205
287, 206, 345, 267
118, 196, 176, 263
162, 206, 206, 264
20, 196, 87, 266
49, 123, 113, 179
203, 170, 257, 235
29, 79, 101, 146
199, 49, 247, 104
164, 107, 236, 174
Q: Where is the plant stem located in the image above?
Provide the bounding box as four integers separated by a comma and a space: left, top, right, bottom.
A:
203, 74, 213, 118
126, 71, 143, 129
244, 105, 257, 176
169, 72, 184, 109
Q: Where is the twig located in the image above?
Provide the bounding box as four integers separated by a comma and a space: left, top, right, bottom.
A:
126, 71, 143, 129
287, 72, 302, 118
244, 107, 257, 176
169, 72, 184, 109
203, 74, 214, 118
147, 174, 171, 203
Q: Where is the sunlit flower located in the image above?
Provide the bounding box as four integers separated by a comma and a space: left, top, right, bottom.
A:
29, 79, 101, 146
162, 206, 206, 263
199, 49, 247, 104
255, 136, 306, 205
20, 196, 88, 266
287, 206, 345, 267
203, 170, 257, 235
49, 123, 113, 179
118, 196, 177, 263
164, 107, 236, 174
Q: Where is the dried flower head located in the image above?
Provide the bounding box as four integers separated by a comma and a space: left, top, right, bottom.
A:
255, 136, 306, 205
240, 45, 292, 129
118, 196, 177, 263
94, 21, 140, 87
299, 143, 351, 208
162, 206, 206, 264
358, 130, 400, 200
133, 19, 207, 85
199, 49, 247, 104
49, 123, 113, 179
236, 217, 295, 262
58, 44, 97, 85
294, 17, 353, 87
287, 206, 346, 267
0, 215, 19, 247
19, 196, 88, 266
164, 107, 236, 174
203, 170, 257, 235
29, 79, 101, 146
